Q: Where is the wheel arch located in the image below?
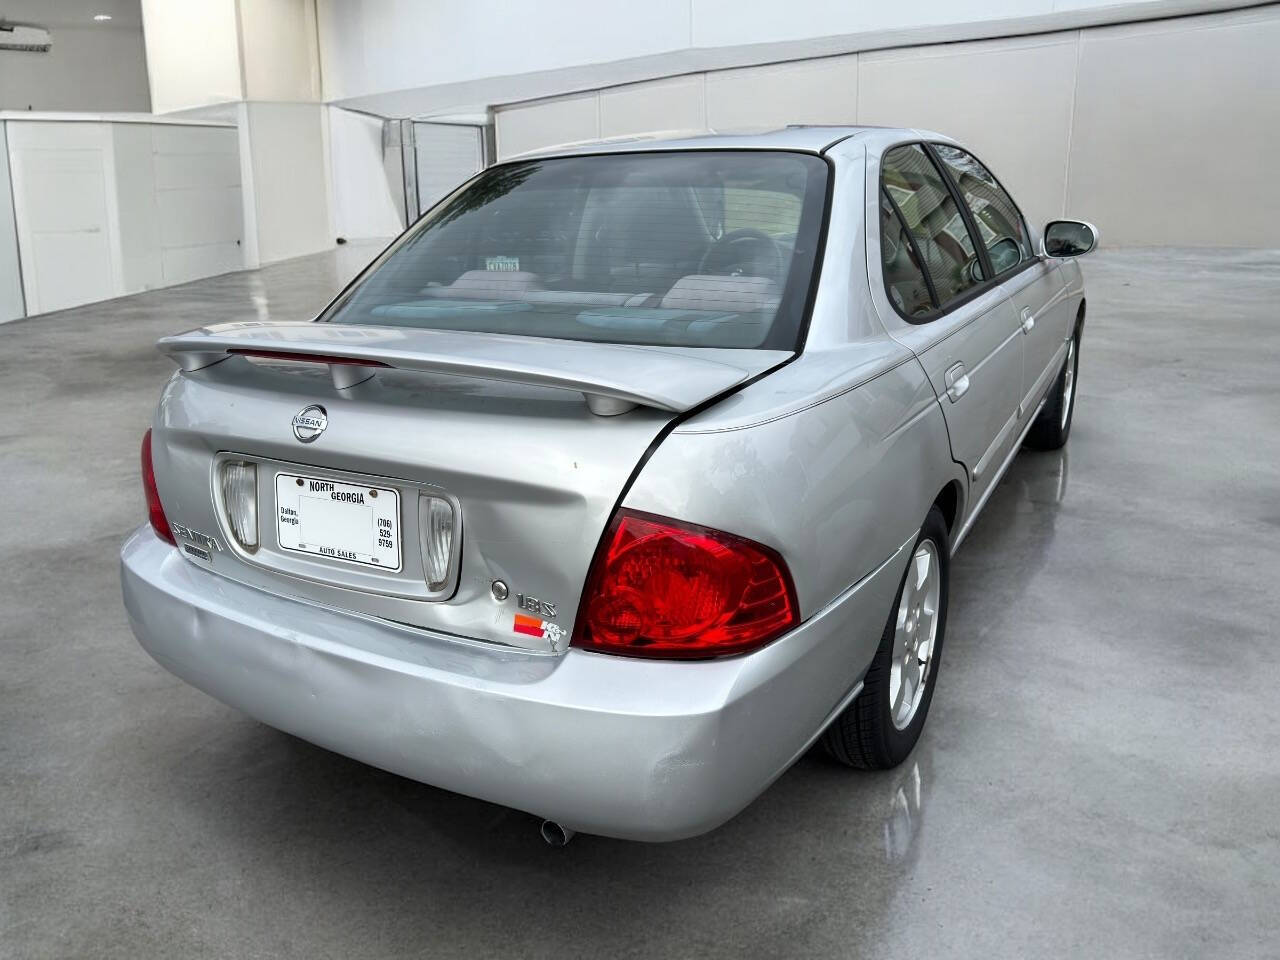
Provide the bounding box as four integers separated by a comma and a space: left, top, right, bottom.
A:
932, 479, 965, 539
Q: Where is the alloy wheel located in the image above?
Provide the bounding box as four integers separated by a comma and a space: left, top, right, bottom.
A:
889, 539, 941, 730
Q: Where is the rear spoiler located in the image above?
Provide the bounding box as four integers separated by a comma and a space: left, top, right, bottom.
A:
156, 322, 773, 416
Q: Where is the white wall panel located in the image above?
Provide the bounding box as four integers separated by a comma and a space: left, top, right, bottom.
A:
706, 56, 858, 131
153, 151, 241, 192
151, 124, 241, 158
243, 102, 332, 264
327, 107, 403, 240
495, 94, 599, 160
29, 232, 115, 315
162, 242, 245, 285
5, 122, 119, 315
858, 34, 1078, 228
690, 0, 1099, 47
111, 123, 163, 293
414, 123, 483, 213
0, 126, 23, 323
152, 125, 243, 285
238, 0, 322, 103
317, 0, 1226, 117
599, 76, 706, 139
140, 0, 242, 113
156, 186, 243, 251
3, 119, 244, 317
1066, 7, 1280, 246
115, 123, 244, 292
469, 5, 1280, 246
318, 0, 691, 103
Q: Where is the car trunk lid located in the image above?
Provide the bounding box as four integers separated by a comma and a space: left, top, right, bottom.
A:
150, 322, 787, 652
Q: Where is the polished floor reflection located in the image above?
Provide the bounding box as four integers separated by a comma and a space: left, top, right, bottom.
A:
2, 246, 1278, 959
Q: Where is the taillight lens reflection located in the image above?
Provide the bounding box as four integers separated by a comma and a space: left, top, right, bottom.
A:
219, 461, 258, 551
573, 510, 799, 659
141, 429, 175, 545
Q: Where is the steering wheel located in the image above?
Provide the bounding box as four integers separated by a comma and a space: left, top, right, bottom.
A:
699, 228, 785, 281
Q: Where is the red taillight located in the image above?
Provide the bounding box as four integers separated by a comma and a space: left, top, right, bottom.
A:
573, 510, 799, 659
141, 429, 175, 545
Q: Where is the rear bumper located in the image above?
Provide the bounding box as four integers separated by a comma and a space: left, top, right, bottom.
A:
121, 526, 908, 841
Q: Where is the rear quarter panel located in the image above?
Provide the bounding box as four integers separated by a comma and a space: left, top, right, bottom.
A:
624, 347, 961, 627
623, 347, 963, 730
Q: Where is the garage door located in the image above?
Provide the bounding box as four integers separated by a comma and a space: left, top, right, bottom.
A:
413, 122, 484, 215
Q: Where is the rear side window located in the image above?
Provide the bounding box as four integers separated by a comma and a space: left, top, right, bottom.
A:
880, 144, 983, 313
879, 190, 934, 318
931, 145, 1032, 276
322, 151, 829, 351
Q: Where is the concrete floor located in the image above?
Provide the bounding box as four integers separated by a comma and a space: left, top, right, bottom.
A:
2, 245, 1278, 959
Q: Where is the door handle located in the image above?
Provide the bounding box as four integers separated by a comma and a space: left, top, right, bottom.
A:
944, 362, 969, 402
1020, 307, 1035, 334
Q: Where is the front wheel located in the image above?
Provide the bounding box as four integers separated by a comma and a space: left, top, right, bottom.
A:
1024, 322, 1081, 450
822, 506, 950, 769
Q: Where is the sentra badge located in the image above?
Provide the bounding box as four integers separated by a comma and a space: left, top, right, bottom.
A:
171, 522, 221, 553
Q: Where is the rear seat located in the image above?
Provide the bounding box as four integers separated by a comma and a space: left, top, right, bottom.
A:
660, 275, 780, 314
417, 270, 780, 315
421, 271, 653, 307
419, 270, 543, 300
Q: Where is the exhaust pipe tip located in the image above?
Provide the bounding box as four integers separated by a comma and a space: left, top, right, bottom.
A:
540, 820, 575, 847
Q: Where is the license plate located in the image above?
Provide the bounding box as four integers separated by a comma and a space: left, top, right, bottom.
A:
275, 473, 402, 571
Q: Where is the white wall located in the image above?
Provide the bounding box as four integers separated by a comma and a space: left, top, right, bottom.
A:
496, 4, 1280, 247
110, 123, 244, 291
140, 0, 331, 265
1066, 9, 1280, 246
856, 34, 1079, 230
4, 119, 245, 316
141, 0, 323, 113
413, 122, 484, 212
139, 0, 241, 114
240, 103, 332, 264
238, 0, 322, 102
0, 126, 26, 322
706, 56, 858, 132
317, 0, 689, 104
0, 2, 150, 112
316, 0, 1244, 116
5, 122, 121, 315
328, 107, 403, 240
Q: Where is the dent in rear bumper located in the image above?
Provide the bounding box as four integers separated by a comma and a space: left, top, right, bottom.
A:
120, 526, 909, 841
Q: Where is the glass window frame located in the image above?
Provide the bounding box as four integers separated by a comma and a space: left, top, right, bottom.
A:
928, 142, 1036, 282
877, 139, 1041, 325
316, 149, 834, 354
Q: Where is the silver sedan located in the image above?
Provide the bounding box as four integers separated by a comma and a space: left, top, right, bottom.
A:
121, 126, 1096, 842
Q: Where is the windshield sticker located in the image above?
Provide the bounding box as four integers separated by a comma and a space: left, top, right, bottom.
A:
485, 256, 519, 272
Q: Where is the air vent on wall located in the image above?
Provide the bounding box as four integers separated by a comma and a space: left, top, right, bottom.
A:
0, 21, 52, 52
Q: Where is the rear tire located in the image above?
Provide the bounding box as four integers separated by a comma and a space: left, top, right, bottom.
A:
823, 506, 950, 770
1024, 320, 1081, 451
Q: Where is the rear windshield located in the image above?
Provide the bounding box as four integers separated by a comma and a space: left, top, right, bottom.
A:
322, 151, 829, 350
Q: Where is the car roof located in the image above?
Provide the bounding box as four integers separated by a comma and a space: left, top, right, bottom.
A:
505, 125, 954, 161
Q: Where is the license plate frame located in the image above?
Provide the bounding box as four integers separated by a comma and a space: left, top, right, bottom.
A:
275, 472, 402, 572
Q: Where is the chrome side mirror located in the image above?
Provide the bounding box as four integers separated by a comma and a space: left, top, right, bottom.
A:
1041, 220, 1098, 259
